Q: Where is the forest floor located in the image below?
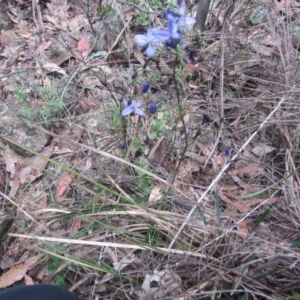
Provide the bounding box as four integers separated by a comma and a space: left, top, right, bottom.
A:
0, 0, 300, 299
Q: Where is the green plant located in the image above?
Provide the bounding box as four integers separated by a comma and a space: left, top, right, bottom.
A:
135, 160, 151, 193
111, 106, 123, 132
45, 257, 67, 288
14, 85, 30, 103
149, 111, 170, 140
135, 0, 173, 26
128, 0, 140, 4
14, 82, 67, 125
97, 4, 115, 18
132, 135, 143, 149
148, 69, 162, 82
148, 0, 163, 10
137, 12, 150, 26
52, 274, 67, 288
46, 256, 63, 272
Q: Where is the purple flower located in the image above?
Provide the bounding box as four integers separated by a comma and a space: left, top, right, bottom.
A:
120, 98, 132, 106
164, 2, 195, 31
121, 99, 144, 117
131, 71, 138, 80
134, 27, 170, 58
141, 81, 150, 93
178, 3, 196, 30
180, 126, 186, 135
119, 143, 128, 150
149, 103, 157, 114
163, 2, 196, 49
225, 146, 232, 156
133, 1, 195, 57
163, 9, 181, 22
165, 18, 182, 48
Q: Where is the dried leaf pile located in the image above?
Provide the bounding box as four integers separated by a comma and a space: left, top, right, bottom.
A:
0, 0, 300, 299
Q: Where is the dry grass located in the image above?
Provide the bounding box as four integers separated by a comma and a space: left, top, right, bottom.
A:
1, 0, 300, 299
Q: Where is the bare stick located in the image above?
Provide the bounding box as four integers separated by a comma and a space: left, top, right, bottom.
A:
8, 233, 216, 260
168, 96, 287, 249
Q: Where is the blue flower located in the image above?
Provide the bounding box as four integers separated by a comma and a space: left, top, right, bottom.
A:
134, 27, 170, 58
149, 103, 157, 114
163, 1, 196, 49
165, 18, 182, 48
141, 81, 151, 93
164, 2, 195, 31
225, 146, 232, 156
133, 1, 195, 58
119, 142, 128, 150
121, 99, 144, 117
163, 9, 180, 22
131, 71, 138, 80
178, 2, 196, 30
180, 126, 186, 135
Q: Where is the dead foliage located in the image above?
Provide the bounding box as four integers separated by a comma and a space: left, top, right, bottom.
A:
0, 0, 300, 299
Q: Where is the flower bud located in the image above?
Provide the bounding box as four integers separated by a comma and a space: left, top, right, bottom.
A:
180, 127, 186, 135
131, 71, 138, 80
120, 143, 128, 150
225, 146, 232, 156
141, 81, 151, 93
149, 103, 157, 114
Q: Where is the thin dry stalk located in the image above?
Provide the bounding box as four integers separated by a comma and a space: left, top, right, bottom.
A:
169, 96, 287, 248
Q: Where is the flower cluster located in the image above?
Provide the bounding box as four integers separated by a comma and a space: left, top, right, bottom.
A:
121, 81, 157, 117
134, 1, 195, 58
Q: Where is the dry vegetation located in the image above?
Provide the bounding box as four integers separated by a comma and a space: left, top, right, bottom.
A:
1, 0, 300, 299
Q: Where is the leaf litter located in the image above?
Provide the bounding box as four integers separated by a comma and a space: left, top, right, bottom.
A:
0, 0, 300, 299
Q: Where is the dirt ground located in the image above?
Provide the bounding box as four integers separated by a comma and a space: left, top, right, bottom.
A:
1, 0, 300, 299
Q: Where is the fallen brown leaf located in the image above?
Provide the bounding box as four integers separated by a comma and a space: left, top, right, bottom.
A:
0, 30, 19, 47
82, 76, 101, 87
229, 172, 259, 193
219, 192, 250, 213
0, 256, 38, 289
43, 62, 67, 76
184, 63, 198, 75
220, 191, 282, 213
148, 136, 165, 160
79, 96, 99, 112
14, 28, 34, 40
36, 39, 53, 53
237, 218, 252, 238
232, 165, 264, 178
196, 142, 213, 156
55, 173, 73, 198
24, 274, 34, 285
17, 147, 54, 185
68, 218, 82, 235
69, 14, 88, 36
4, 145, 18, 179
8, 144, 54, 198
148, 186, 162, 204
177, 159, 199, 184
185, 151, 207, 165
75, 36, 90, 60
242, 197, 282, 207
